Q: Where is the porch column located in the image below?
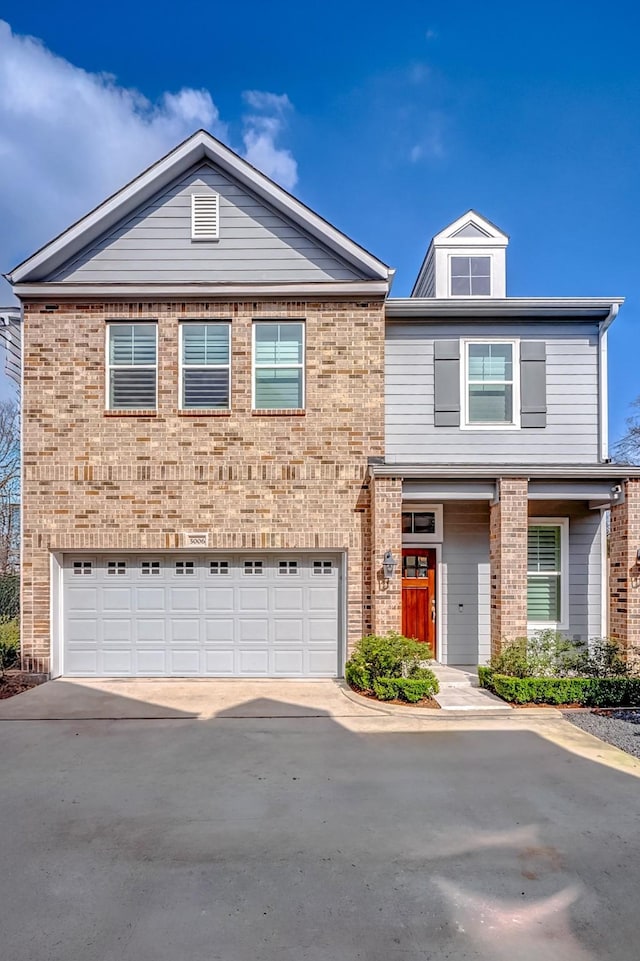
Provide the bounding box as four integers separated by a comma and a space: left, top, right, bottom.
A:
609, 478, 640, 664
370, 473, 403, 637
490, 476, 528, 657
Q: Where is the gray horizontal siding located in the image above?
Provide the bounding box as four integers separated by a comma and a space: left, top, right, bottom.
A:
528, 500, 604, 642
441, 502, 491, 665
386, 321, 600, 463
50, 163, 362, 284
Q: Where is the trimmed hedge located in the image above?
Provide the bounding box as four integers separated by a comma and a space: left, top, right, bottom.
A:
372, 674, 439, 703
489, 674, 640, 707
477, 666, 494, 691
345, 631, 434, 693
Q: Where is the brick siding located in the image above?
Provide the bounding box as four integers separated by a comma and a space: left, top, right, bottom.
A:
609, 478, 640, 661
21, 298, 385, 673
489, 477, 529, 655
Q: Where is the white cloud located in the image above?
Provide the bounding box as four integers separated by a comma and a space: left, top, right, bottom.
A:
242, 90, 298, 191
0, 21, 298, 299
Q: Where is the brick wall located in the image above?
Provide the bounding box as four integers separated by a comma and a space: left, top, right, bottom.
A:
370, 474, 403, 636
489, 477, 528, 656
21, 298, 385, 672
609, 478, 640, 661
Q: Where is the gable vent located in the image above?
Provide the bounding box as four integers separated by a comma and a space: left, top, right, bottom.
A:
191, 193, 219, 240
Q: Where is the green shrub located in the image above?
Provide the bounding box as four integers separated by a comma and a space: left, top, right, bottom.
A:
491, 631, 637, 680
0, 575, 19, 620
373, 672, 439, 703
477, 666, 494, 691
491, 631, 586, 678
345, 631, 434, 692
490, 674, 640, 707
0, 617, 19, 671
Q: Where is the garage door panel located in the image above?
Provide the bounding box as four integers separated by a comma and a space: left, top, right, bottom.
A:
66, 650, 98, 674
170, 588, 201, 610
137, 588, 166, 611
238, 618, 269, 642
63, 553, 340, 677
273, 650, 304, 674
273, 587, 304, 611
170, 618, 201, 642
204, 588, 234, 610
204, 649, 235, 673
308, 650, 339, 675
238, 588, 269, 610
238, 649, 270, 674
66, 587, 98, 611
136, 649, 167, 674
170, 650, 201, 673
137, 619, 165, 641
102, 650, 133, 674
102, 619, 132, 642
204, 618, 234, 641
273, 618, 304, 641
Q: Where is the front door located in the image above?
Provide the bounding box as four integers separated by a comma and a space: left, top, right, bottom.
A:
402, 548, 436, 653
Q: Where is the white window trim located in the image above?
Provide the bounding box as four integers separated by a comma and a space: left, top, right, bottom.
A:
105, 322, 158, 411
448, 252, 493, 298
401, 503, 443, 544
527, 517, 569, 631
460, 337, 520, 430
178, 321, 231, 411
252, 320, 305, 410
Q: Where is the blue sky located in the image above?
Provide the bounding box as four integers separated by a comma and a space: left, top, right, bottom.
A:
0, 2, 639, 446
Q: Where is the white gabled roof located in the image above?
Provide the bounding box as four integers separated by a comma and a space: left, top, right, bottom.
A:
7, 130, 392, 286
431, 209, 509, 246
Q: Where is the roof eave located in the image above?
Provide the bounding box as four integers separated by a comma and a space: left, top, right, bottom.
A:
385, 297, 625, 320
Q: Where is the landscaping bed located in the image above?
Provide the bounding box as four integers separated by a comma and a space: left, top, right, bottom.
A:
478, 633, 640, 709
353, 687, 440, 709
0, 671, 42, 700
563, 709, 640, 759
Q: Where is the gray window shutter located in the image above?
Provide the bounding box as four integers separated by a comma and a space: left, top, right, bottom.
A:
434, 340, 460, 427
520, 341, 546, 428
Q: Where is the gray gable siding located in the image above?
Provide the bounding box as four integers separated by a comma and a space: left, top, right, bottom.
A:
386, 321, 600, 464
49, 163, 362, 284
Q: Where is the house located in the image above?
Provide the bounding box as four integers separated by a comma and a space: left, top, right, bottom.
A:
5, 130, 640, 677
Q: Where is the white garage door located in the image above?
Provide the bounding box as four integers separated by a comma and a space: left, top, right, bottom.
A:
62, 553, 341, 677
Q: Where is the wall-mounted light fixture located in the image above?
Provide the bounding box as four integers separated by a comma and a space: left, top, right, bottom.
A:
636, 547, 640, 565
383, 551, 397, 580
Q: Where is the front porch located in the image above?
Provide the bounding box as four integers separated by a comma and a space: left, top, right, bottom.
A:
369, 466, 640, 665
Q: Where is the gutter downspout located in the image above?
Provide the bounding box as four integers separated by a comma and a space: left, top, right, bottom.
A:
598, 303, 618, 463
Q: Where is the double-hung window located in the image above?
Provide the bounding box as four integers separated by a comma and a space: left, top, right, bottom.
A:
107, 323, 157, 410
450, 256, 491, 296
527, 520, 568, 627
180, 323, 230, 409
464, 340, 518, 427
253, 321, 304, 410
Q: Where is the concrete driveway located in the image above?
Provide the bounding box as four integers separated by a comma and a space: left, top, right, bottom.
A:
1, 680, 639, 961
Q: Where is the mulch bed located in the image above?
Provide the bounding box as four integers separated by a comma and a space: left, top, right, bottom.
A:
351, 687, 441, 709
0, 671, 43, 700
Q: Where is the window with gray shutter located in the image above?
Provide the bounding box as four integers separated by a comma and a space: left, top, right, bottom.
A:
180, 323, 230, 409
108, 323, 157, 410
520, 341, 547, 428
433, 340, 461, 426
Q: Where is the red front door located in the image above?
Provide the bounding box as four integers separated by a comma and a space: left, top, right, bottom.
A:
402, 548, 436, 654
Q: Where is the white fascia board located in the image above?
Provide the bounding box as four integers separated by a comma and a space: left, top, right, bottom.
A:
9, 130, 392, 285
385, 297, 625, 319
12, 281, 390, 300
370, 463, 640, 479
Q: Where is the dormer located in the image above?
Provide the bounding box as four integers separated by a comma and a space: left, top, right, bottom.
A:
411, 211, 509, 298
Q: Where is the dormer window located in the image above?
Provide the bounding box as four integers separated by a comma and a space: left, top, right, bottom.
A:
450, 256, 491, 296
